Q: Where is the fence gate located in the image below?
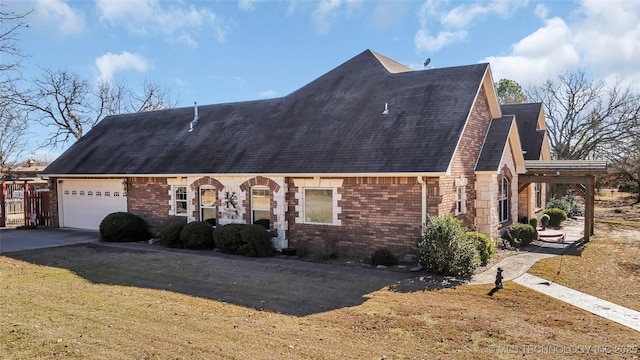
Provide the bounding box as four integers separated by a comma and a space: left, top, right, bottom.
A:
0, 182, 51, 227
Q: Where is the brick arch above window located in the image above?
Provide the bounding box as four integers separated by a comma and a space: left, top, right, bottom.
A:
189, 177, 225, 191
239, 176, 280, 193
499, 165, 513, 181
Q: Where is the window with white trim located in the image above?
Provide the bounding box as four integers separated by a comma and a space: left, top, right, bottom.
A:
535, 183, 542, 209
251, 187, 270, 224
499, 177, 510, 223
174, 186, 187, 216
200, 186, 217, 221
304, 188, 333, 224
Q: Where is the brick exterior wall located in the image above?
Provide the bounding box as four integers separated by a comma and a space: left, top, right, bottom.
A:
442, 86, 493, 231
127, 177, 180, 232
48, 178, 59, 227
286, 177, 423, 262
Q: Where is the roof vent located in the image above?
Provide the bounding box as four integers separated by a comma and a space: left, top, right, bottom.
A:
382, 103, 389, 115
188, 101, 199, 132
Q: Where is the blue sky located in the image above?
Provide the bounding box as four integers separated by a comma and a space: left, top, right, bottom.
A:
6, 0, 640, 159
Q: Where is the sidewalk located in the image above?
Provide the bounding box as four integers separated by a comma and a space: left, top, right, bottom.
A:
514, 273, 640, 332
470, 217, 640, 333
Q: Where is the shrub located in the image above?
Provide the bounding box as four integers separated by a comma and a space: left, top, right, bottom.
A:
529, 218, 538, 229
99, 212, 151, 243
214, 224, 275, 257
467, 232, 495, 265
502, 223, 537, 248
547, 195, 584, 217
618, 181, 639, 193
416, 215, 480, 277
180, 221, 215, 250
371, 249, 397, 267
160, 221, 186, 248
543, 208, 567, 227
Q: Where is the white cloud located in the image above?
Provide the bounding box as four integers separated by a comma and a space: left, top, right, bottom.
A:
534, 4, 549, 19
96, 0, 227, 46
95, 52, 150, 83
259, 90, 278, 98
485, 0, 640, 86
312, 0, 343, 35
32, 0, 85, 36
310, 0, 361, 34
415, 0, 527, 51
238, 0, 256, 11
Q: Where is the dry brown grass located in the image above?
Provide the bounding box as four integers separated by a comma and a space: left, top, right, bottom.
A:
529, 188, 640, 312
528, 223, 640, 312
1, 242, 638, 359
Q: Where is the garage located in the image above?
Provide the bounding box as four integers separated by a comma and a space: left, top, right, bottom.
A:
59, 179, 127, 230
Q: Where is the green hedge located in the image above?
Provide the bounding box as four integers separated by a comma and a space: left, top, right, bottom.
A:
213, 224, 275, 257
467, 232, 495, 265
502, 223, 537, 248
99, 212, 151, 243
416, 215, 480, 277
370, 249, 397, 267
180, 221, 215, 250
543, 208, 567, 227
160, 221, 186, 248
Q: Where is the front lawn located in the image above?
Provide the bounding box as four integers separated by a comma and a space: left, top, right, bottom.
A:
1, 242, 637, 359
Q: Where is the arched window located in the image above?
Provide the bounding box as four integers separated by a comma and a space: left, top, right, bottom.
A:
251, 187, 270, 227
200, 186, 217, 223
499, 177, 509, 223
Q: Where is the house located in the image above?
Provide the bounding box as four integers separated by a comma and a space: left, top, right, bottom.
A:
42, 49, 553, 260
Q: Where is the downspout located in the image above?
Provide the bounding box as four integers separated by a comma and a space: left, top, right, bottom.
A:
417, 176, 427, 225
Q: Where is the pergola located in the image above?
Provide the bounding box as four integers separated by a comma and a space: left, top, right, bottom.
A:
519, 160, 608, 242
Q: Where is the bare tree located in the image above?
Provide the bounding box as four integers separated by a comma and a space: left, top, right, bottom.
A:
19, 69, 177, 148
606, 122, 640, 202
526, 70, 640, 160
0, 6, 31, 167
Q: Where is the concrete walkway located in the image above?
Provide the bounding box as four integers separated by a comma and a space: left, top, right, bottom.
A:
514, 273, 640, 332
470, 217, 639, 332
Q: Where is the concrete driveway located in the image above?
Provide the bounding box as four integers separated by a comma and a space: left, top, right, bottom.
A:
0, 228, 99, 254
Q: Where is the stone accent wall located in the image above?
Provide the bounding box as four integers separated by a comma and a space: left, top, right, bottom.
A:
442, 86, 493, 230
127, 177, 176, 232
475, 173, 499, 240
286, 177, 422, 262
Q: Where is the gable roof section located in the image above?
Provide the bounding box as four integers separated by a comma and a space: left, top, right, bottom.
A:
501, 103, 546, 160
476, 115, 525, 173
43, 50, 489, 176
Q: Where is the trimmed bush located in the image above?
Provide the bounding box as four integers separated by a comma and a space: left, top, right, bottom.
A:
180, 221, 214, 250
502, 223, 537, 248
467, 232, 495, 265
160, 221, 186, 248
547, 195, 584, 218
371, 249, 397, 267
214, 224, 275, 257
543, 207, 567, 227
99, 212, 151, 243
416, 215, 480, 277
529, 218, 538, 229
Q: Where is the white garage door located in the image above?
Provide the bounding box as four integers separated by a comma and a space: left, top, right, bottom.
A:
60, 179, 127, 230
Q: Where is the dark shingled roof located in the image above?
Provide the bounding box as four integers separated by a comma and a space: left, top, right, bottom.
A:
501, 103, 545, 160
43, 50, 489, 176
476, 116, 515, 172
